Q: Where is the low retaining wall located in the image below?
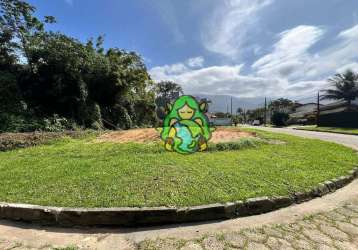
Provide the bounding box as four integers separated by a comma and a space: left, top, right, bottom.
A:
1, 167, 357, 227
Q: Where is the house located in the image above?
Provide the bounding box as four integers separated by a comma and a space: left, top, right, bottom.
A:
289, 103, 324, 125
318, 99, 358, 128
207, 113, 232, 126
290, 103, 320, 118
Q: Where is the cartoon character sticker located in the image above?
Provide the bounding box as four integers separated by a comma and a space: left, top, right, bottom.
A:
158, 95, 215, 154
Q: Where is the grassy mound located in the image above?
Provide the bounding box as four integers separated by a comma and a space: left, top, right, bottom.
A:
0, 129, 356, 208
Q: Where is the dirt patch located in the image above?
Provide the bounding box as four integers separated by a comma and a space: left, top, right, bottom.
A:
97, 128, 160, 143
211, 127, 255, 143
96, 127, 255, 144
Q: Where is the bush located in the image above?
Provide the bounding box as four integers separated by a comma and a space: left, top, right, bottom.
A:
0, 131, 95, 152
0, 113, 79, 133
0, 113, 43, 132
42, 114, 77, 132
211, 138, 260, 151
271, 112, 289, 127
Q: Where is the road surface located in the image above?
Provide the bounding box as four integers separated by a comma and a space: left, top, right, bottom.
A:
250, 126, 358, 150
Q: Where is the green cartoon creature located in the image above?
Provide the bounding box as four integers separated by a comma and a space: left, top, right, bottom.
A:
158, 95, 214, 154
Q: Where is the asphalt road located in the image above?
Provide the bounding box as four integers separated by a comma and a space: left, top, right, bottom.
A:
248, 126, 358, 150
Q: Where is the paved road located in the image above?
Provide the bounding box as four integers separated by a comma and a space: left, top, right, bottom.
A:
0, 128, 357, 250
249, 126, 358, 150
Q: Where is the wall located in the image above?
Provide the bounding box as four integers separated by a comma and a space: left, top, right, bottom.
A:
318, 112, 358, 128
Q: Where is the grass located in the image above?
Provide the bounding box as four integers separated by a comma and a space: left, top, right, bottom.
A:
0, 130, 356, 208
296, 126, 358, 135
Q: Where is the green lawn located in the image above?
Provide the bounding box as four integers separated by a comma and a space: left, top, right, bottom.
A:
296, 126, 358, 135
0, 130, 356, 208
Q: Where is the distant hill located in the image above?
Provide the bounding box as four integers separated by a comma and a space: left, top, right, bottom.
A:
193, 94, 265, 113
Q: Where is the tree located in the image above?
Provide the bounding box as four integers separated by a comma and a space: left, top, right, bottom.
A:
236, 107, 243, 114
155, 81, 183, 119
269, 98, 294, 113
93, 48, 157, 128
18, 32, 92, 124
155, 81, 183, 100
247, 108, 265, 121
0, 0, 55, 71
321, 69, 358, 109
271, 112, 289, 127
0, 0, 158, 131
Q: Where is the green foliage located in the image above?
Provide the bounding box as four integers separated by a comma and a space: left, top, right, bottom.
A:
0, 130, 92, 152
269, 98, 295, 113
271, 112, 289, 127
247, 108, 265, 121
0, 113, 77, 133
155, 81, 183, 120
322, 69, 358, 108
0, 0, 157, 132
211, 138, 261, 151
42, 114, 78, 132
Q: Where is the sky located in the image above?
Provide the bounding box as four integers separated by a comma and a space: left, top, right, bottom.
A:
29, 0, 358, 101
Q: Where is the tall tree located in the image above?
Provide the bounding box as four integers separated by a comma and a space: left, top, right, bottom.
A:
18, 32, 92, 124
269, 98, 294, 113
0, 0, 157, 131
155, 81, 183, 100
155, 81, 183, 119
0, 0, 55, 70
321, 69, 358, 109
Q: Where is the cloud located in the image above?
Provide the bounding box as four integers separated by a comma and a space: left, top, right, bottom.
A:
309, 24, 358, 78
149, 1, 185, 43
150, 60, 288, 98
252, 24, 358, 82
64, 0, 73, 5
187, 56, 204, 68
337, 62, 358, 73
202, 0, 273, 58
252, 25, 325, 80
150, 56, 205, 79
150, 24, 358, 100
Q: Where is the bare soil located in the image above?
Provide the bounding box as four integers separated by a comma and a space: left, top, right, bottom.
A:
96, 127, 255, 144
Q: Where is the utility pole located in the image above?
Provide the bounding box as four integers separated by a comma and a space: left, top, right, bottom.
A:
230, 97, 233, 118
226, 104, 229, 117
264, 97, 267, 126
316, 91, 320, 126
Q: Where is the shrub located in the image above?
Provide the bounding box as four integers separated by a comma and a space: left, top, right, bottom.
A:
271, 112, 289, 127
211, 138, 260, 151
43, 114, 78, 132
0, 131, 95, 152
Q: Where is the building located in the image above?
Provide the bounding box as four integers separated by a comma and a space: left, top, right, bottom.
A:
207, 113, 232, 126
289, 103, 324, 125
318, 99, 358, 128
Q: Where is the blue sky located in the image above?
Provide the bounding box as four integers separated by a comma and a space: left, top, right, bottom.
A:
29, 0, 358, 100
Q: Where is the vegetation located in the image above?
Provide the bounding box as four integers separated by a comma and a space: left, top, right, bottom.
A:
271, 112, 289, 127
0, 131, 96, 152
0, 130, 356, 208
0, 0, 157, 132
296, 126, 358, 135
155, 81, 183, 120
269, 98, 296, 113
321, 69, 358, 109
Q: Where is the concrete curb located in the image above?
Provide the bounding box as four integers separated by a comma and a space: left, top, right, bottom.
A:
1, 166, 357, 227
293, 128, 358, 136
